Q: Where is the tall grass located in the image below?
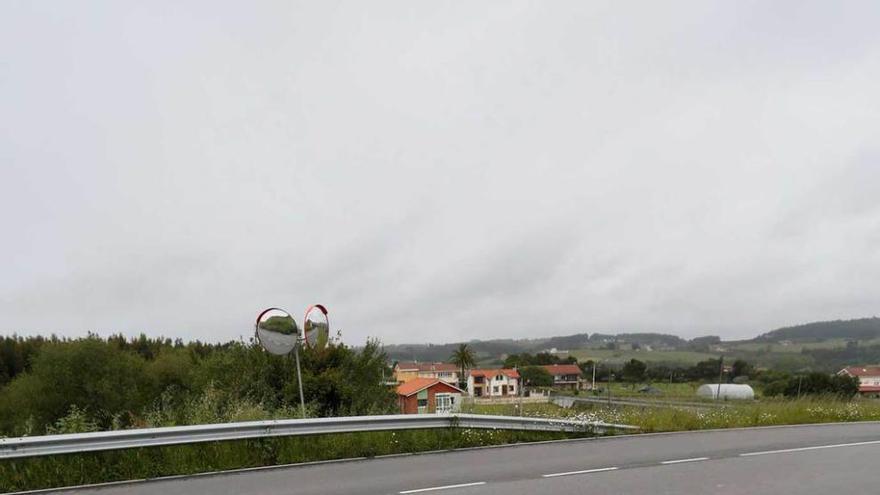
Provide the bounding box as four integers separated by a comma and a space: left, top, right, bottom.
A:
6, 395, 880, 492
497, 396, 880, 433
0, 428, 590, 493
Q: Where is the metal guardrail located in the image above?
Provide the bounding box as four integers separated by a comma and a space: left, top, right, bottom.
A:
0, 414, 638, 460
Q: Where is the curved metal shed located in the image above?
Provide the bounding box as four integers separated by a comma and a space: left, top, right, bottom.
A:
697, 384, 755, 400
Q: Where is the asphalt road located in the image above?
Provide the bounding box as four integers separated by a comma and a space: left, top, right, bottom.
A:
56, 422, 880, 495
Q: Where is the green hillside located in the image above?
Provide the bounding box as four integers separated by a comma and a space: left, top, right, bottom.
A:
755, 317, 880, 342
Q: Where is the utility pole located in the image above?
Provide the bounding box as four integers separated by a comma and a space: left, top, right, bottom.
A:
592, 361, 597, 391
608, 373, 614, 405
797, 375, 803, 399
716, 355, 724, 400
516, 366, 523, 417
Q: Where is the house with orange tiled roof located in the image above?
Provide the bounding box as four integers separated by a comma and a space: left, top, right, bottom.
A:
467, 369, 520, 398
392, 361, 461, 385
838, 366, 880, 395
540, 364, 584, 390
396, 378, 464, 414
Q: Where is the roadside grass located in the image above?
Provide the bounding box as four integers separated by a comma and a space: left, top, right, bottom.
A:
482, 396, 880, 434
0, 428, 591, 493
605, 397, 880, 433
7, 396, 880, 493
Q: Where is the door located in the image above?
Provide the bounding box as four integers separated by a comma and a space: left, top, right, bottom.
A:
435, 394, 453, 413
501, 385, 508, 396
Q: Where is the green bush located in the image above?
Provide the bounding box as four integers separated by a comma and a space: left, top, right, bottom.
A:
0, 335, 396, 436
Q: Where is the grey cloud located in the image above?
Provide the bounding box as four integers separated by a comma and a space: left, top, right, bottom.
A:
2, 1, 879, 345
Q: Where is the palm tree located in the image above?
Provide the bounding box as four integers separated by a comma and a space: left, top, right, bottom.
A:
450, 343, 477, 390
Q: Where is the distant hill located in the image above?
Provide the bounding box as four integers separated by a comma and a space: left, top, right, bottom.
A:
381, 318, 880, 370
383, 332, 687, 364
754, 317, 880, 343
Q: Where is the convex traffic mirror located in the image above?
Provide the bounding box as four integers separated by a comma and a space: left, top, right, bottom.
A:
255, 308, 299, 356
304, 304, 329, 350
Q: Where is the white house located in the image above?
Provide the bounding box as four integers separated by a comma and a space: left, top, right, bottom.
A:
467, 369, 520, 397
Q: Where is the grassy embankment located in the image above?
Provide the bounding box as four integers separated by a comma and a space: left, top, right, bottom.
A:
471, 395, 880, 433
0, 428, 591, 493
5, 385, 879, 492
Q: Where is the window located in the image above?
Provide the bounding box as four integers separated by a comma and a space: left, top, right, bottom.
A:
417, 399, 428, 407
475, 376, 484, 383
493, 386, 499, 393
495, 375, 503, 381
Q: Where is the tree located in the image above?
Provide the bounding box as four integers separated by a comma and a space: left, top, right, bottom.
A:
520, 366, 553, 388
687, 358, 722, 381
449, 344, 476, 389
579, 360, 613, 382
761, 372, 860, 399
621, 359, 647, 388
688, 335, 721, 352
0, 338, 151, 433
731, 359, 753, 380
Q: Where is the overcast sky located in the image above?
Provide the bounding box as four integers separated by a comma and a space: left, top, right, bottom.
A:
2, 1, 879, 345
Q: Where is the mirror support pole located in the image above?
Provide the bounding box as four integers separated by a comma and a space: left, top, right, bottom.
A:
293, 344, 306, 417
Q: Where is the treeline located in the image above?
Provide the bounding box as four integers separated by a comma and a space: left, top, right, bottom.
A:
582, 358, 752, 383
756, 317, 880, 342
583, 357, 859, 398
503, 352, 578, 368
0, 334, 395, 437
802, 342, 880, 371
0, 334, 224, 387
587, 333, 686, 347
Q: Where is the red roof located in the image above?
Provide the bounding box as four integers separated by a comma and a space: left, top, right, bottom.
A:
470, 368, 520, 379
840, 366, 880, 377
541, 364, 582, 376
395, 362, 459, 372
396, 378, 464, 397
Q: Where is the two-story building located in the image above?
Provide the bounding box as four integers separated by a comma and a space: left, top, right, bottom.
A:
467, 369, 520, 398
837, 366, 880, 395
392, 361, 460, 385
397, 378, 464, 414
540, 364, 583, 390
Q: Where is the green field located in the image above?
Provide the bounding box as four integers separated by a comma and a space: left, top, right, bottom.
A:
568, 349, 718, 365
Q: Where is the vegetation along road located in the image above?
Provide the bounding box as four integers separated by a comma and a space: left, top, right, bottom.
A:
49, 422, 880, 495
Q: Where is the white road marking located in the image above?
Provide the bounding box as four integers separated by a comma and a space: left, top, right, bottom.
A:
542, 467, 619, 478
740, 439, 880, 457
399, 481, 487, 494
660, 457, 709, 465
